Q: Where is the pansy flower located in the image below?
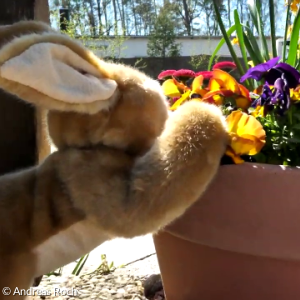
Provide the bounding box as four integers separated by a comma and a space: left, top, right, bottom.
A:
157, 70, 176, 80
250, 74, 291, 116
240, 56, 281, 82
159, 67, 268, 165
286, 0, 300, 14
232, 37, 239, 45
212, 61, 237, 71
241, 57, 300, 116
251, 105, 265, 118
202, 69, 251, 109
161, 75, 207, 110
173, 69, 196, 78
241, 57, 300, 89
172, 69, 196, 86
226, 110, 266, 164
195, 71, 213, 86
290, 86, 300, 101
161, 79, 182, 98
195, 71, 213, 79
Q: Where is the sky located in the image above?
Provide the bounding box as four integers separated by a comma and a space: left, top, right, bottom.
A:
48, 0, 289, 37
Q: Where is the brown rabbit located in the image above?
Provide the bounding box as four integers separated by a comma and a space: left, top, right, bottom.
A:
0, 21, 228, 298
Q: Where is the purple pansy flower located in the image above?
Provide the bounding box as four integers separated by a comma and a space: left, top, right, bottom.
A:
241, 56, 300, 89
264, 63, 300, 88
251, 73, 291, 116
273, 75, 291, 115
241, 56, 281, 82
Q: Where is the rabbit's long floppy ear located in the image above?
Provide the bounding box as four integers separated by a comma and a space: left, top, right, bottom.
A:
0, 33, 118, 114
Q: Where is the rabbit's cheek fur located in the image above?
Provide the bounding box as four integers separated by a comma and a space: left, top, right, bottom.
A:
100, 87, 168, 155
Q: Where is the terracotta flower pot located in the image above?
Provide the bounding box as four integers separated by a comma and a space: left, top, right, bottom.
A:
153, 162, 300, 300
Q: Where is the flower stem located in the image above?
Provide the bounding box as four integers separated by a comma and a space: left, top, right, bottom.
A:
288, 113, 293, 128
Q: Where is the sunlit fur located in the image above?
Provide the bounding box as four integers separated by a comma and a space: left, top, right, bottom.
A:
0, 21, 229, 299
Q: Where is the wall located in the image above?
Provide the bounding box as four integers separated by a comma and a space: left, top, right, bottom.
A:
84, 35, 276, 59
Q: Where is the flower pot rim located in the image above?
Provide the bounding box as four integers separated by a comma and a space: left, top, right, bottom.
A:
220, 161, 300, 171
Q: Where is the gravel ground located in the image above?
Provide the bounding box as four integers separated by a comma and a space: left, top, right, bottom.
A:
26, 254, 160, 300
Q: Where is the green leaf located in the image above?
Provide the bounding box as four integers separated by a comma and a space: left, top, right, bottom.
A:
233, 10, 254, 90
72, 254, 89, 276
288, 137, 300, 144
242, 32, 262, 66
75, 253, 89, 276
253, 152, 267, 163
212, 0, 248, 86
207, 24, 237, 71
244, 22, 265, 63
293, 112, 300, 120
72, 255, 85, 275
287, 8, 300, 66
248, 0, 270, 61
269, 0, 277, 58
292, 123, 300, 130
296, 59, 300, 71
234, 10, 248, 70
283, 5, 291, 62
247, 1, 259, 33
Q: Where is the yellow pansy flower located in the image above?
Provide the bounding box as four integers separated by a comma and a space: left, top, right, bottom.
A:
226, 110, 266, 164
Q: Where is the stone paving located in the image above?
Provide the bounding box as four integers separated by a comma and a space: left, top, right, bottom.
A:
27, 235, 160, 300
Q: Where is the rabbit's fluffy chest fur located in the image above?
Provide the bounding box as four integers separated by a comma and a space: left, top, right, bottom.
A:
33, 219, 110, 276
23, 146, 135, 277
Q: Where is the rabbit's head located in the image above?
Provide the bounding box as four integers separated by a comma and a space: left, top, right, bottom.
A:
0, 22, 169, 156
